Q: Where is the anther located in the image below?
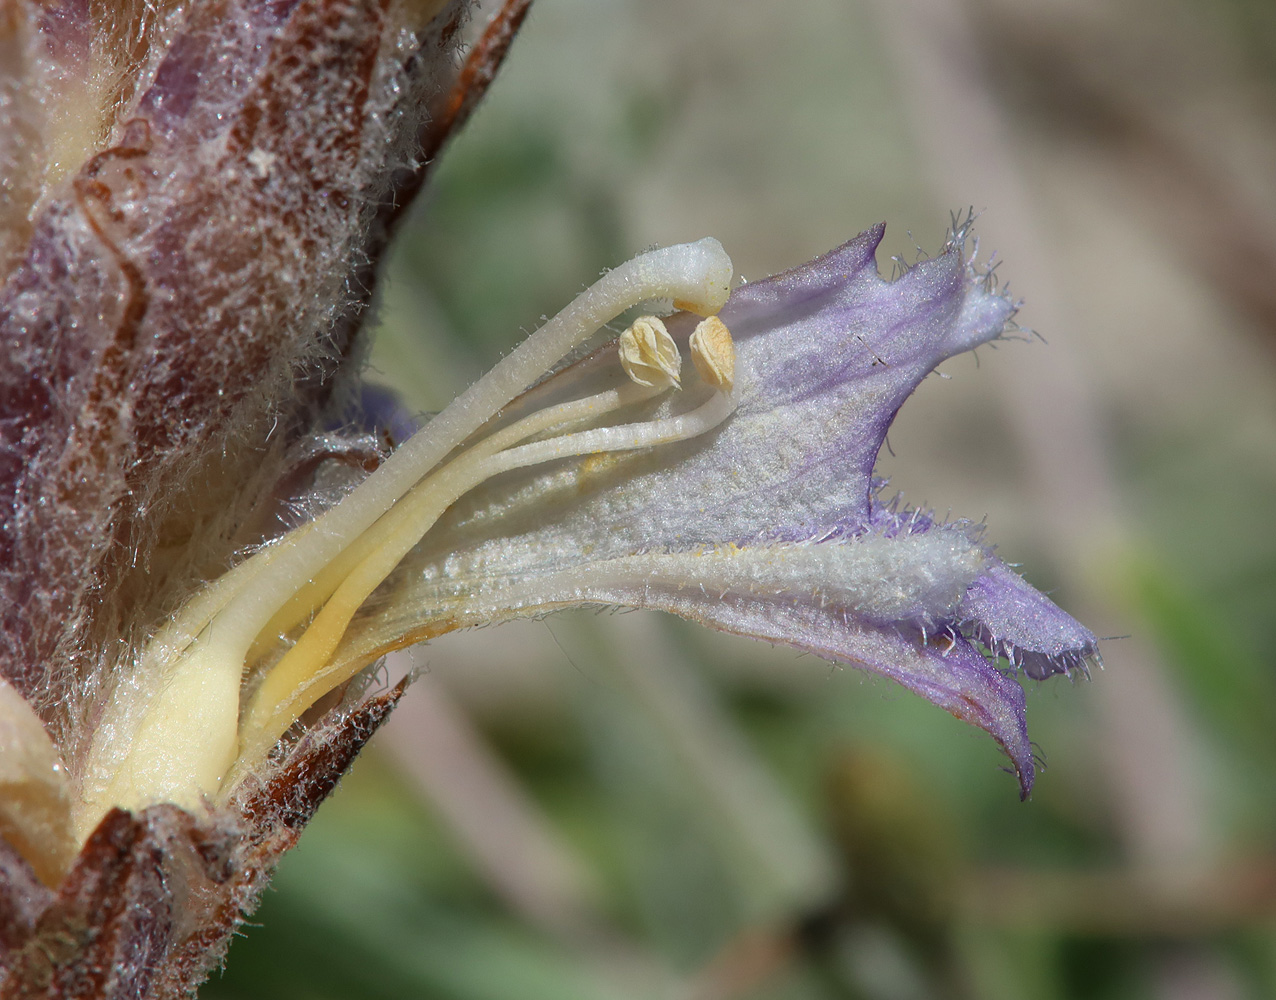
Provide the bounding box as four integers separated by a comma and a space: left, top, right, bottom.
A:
619, 316, 681, 389
689, 315, 736, 391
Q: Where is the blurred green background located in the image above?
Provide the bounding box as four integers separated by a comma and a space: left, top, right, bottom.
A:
207, 0, 1276, 997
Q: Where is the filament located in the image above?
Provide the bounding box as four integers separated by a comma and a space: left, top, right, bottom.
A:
77, 241, 735, 831
238, 385, 736, 770
203, 239, 733, 661
247, 379, 664, 660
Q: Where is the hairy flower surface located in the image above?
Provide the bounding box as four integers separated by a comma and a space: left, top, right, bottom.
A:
335, 223, 1098, 799
0, 0, 1095, 994
70, 221, 1093, 838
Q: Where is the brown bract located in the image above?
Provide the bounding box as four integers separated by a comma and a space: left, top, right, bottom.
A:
0, 0, 530, 993
0, 682, 405, 997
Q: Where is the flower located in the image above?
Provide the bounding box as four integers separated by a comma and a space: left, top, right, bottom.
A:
68, 220, 1095, 845
0, 0, 1094, 992
322, 222, 1098, 801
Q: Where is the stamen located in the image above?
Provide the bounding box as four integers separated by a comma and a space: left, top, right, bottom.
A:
88, 381, 662, 820
618, 316, 681, 389
690, 315, 736, 391
236, 379, 738, 775
209, 239, 733, 660
248, 379, 664, 658
78, 240, 734, 830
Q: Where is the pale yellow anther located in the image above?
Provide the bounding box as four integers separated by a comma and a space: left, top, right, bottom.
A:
689, 315, 736, 390
618, 315, 682, 389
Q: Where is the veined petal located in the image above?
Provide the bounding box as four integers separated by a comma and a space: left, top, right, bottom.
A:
328, 224, 1091, 796
338, 529, 1037, 796
663, 608, 1035, 799
962, 560, 1100, 680
285, 223, 1088, 800
414, 224, 1015, 578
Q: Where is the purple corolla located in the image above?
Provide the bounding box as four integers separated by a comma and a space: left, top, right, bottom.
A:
313, 221, 1097, 801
